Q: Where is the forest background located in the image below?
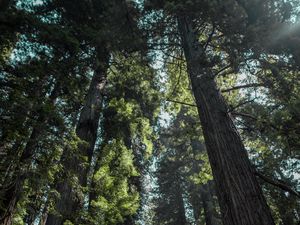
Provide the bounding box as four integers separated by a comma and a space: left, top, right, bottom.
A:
0, 0, 300, 225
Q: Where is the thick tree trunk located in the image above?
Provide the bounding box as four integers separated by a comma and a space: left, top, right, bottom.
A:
177, 15, 275, 225
46, 48, 109, 225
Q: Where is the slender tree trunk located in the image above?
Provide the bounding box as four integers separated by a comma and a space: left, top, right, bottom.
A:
0, 85, 60, 225
277, 195, 294, 225
24, 195, 40, 225
201, 184, 220, 225
190, 190, 202, 224
176, 181, 187, 225
189, 140, 204, 225
88, 114, 109, 215
123, 129, 142, 225
177, 15, 275, 225
46, 48, 109, 225
39, 203, 48, 225
0, 124, 51, 225
190, 140, 220, 225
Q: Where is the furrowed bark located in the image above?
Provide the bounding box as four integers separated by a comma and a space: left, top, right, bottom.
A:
177, 15, 275, 225
45, 48, 109, 225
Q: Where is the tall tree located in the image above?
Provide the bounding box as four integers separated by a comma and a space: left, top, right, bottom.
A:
0, 1, 299, 224
143, 0, 298, 224
45, 48, 109, 225
176, 14, 275, 225
45, 1, 146, 224
88, 54, 160, 225
0, 12, 88, 223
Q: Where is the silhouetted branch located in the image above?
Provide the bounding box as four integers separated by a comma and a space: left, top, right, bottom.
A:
221, 83, 265, 93
255, 171, 300, 198
166, 99, 197, 107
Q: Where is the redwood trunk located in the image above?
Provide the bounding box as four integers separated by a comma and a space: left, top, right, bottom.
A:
46, 49, 109, 225
177, 15, 275, 225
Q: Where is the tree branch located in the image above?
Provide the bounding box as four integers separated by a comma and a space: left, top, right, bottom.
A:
214, 65, 232, 77
231, 112, 257, 120
166, 99, 197, 107
231, 112, 279, 131
229, 99, 256, 112
204, 24, 215, 51
255, 171, 300, 198
221, 83, 265, 93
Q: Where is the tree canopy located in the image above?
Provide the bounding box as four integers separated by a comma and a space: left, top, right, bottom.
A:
0, 0, 299, 225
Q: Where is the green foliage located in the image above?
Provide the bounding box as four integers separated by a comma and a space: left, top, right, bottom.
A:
89, 140, 139, 225
87, 54, 161, 224
189, 153, 213, 185
63, 220, 74, 225
165, 59, 196, 116
1, 0, 299, 225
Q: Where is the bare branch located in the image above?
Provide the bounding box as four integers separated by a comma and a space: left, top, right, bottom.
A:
228, 98, 256, 112
231, 112, 257, 120
166, 99, 197, 107
221, 83, 265, 93
255, 171, 300, 198
204, 24, 215, 51
214, 65, 232, 77
231, 112, 279, 131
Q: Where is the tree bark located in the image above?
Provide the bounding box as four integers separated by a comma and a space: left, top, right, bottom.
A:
177, 15, 275, 225
45, 48, 109, 225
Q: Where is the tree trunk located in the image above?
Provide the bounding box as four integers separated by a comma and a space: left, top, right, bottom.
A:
0, 119, 51, 225
176, 181, 187, 225
24, 194, 40, 225
189, 140, 204, 225
0, 85, 60, 225
201, 184, 220, 225
39, 204, 48, 225
190, 140, 220, 225
177, 15, 275, 225
46, 48, 109, 225
190, 190, 202, 224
